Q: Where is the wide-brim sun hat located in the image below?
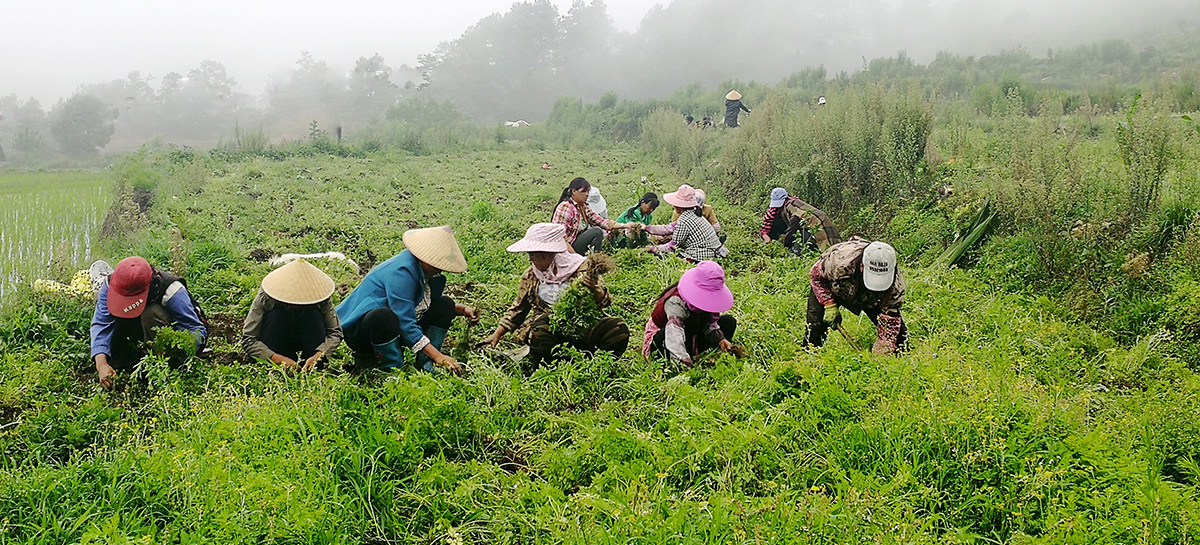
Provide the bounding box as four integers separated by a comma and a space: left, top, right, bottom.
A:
261, 258, 335, 305
862, 241, 897, 292
664, 184, 699, 208
403, 226, 468, 273
768, 187, 788, 208
694, 189, 707, 206
108, 256, 153, 318
678, 261, 734, 314
507, 223, 569, 253
726, 90, 742, 101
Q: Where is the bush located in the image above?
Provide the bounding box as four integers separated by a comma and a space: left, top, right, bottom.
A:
640, 108, 719, 181
719, 86, 934, 218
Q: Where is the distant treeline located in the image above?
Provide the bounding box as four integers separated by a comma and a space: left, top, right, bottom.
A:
0, 1, 1197, 161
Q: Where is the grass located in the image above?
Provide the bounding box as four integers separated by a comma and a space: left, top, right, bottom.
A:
0, 147, 1198, 543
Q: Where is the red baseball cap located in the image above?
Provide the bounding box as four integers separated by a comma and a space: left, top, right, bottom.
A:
107, 256, 153, 318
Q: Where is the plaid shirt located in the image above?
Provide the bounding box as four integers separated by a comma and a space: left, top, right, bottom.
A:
552, 201, 608, 243
672, 210, 725, 262
671, 204, 719, 230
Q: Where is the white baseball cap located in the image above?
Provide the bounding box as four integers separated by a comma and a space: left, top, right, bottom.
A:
862, 241, 897, 291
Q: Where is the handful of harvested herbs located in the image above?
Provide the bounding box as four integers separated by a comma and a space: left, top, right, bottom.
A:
548, 254, 615, 336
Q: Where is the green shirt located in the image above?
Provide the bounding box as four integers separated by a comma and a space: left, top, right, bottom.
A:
617, 206, 652, 225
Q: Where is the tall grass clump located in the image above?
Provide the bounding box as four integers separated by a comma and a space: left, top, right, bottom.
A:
719, 86, 934, 217
640, 108, 719, 181
1116, 94, 1173, 221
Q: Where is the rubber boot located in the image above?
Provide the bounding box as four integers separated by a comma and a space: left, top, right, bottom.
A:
585, 317, 630, 357
372, 337, 404, 371
415, 326, 449, 373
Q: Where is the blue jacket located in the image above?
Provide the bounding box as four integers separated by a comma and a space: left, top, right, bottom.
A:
337, 250, 446, 349
90, 280, 207, 359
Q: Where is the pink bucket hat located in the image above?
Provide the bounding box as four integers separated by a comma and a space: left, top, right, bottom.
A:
678, 261, 734, 313
506, 223, 570, 253
663, 184, 699, 208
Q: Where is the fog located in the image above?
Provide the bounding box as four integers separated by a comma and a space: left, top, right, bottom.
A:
0, 0, 657, 106
0, 0, 1195, 154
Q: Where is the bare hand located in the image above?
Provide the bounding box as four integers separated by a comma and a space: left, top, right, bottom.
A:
761, 233, 771, 243
435, 354, 464, 375
460, 306, 480, 325
96, 358, 116, 388
479, 333, 502, 349
302, 351, 323, 372
719, 339, 733, 353
272, 354, 299, 373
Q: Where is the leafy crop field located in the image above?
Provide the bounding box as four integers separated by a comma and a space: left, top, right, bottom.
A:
0, 171, 110, 300
1, 147, 1199, 544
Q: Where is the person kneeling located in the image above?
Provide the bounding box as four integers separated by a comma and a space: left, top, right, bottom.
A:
90, 257, 208, 388
243, 259, 343, 374
644, 261, 736, 369
481, 223, 629, 372
337, 226, 477, 374
611, 192, 659, 248
647, 185, 727, 262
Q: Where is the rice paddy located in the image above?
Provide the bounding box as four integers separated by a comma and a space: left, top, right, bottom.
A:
0, 171, 110, 299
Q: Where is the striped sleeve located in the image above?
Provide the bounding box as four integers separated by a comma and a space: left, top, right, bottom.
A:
759, 207, 780, 239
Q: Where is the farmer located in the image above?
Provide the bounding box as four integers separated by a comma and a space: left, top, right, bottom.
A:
336, 226, 478, 374
481, 223, 629, 371
648, 187, 723, 245
724, 90, 751, 128
644, 261, 737, 367
90, 256, 207, 388
242, 259, 343, 373
587, 186, 609, 219
806, 237, 907, 355
611, 192, 659, 248
551, 177, 640, 254
759, 187, 841, 254
647, 184, 727, 262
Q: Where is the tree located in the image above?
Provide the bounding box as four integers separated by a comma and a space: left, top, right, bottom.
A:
0, 96, 49, 155
50, 94, 117, 155
419, 0, 563, 120
556, 0, 620, 102
348, 53, 399, 119
263, 52, 343, 138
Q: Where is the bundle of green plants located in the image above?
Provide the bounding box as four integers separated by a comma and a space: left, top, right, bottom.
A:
938, 198, 995, 267
548, 254, 615, 337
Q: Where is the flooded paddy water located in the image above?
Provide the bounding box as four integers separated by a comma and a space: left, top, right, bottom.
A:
1, 171, 110, 300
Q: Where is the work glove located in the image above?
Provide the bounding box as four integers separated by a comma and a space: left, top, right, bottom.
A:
822, 303, 841, 326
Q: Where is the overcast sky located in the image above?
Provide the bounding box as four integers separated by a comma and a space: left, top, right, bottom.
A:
1, 0, 664, 105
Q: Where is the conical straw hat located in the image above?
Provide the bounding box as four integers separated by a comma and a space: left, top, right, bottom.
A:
261, 258, 335, 305
403, 225, 468, 273
726, 90, 742, 100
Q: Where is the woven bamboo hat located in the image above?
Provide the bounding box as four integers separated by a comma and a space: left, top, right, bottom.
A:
403, 225, 468, 273
261, 258, 335, 305
726, 90, 742, 100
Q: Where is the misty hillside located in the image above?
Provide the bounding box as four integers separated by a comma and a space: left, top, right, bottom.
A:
0, 0, 1197, 159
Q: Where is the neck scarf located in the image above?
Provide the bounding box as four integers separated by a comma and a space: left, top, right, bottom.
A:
531, 252, 586, 284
